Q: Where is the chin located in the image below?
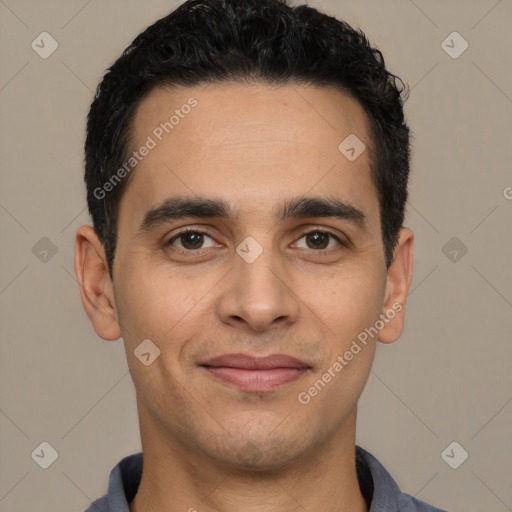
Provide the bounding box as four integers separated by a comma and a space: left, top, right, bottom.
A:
204, 427, 315, 473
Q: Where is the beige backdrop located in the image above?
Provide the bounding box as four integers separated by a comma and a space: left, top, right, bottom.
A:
1, 1, 511, 511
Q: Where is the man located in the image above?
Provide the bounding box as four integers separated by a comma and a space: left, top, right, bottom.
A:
74, 0, 449, 510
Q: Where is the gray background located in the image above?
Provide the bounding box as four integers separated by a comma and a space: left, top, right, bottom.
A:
1, 0, 511, 511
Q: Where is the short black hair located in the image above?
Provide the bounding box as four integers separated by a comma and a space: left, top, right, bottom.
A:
85, 0, 411, 278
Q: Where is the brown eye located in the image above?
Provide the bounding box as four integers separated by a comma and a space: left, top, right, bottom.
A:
167, 231, 216, 251
306, 232, 329, 249
294, 231, 343, 251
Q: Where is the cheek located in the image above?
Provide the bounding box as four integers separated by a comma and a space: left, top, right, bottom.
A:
113, 259, 218, 365
116, 252, 183, 322
306, 264, 386, 344
113, 265, 210, 414
297, 272, 383, 423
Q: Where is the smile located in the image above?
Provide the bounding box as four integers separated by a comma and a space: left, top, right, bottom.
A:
200, 353, 311, 392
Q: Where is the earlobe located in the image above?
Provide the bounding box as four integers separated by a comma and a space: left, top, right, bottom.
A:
378, 228, 414, 344
74, 225, 122, 341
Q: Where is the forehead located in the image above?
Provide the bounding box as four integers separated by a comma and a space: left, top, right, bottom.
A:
121, 82, 379, 226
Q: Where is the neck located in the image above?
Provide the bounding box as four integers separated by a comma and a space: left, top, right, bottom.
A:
130, 406, 367, 512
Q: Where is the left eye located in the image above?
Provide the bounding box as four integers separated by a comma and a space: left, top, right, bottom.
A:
294, 231, 341, 250
167, 231, 217, 251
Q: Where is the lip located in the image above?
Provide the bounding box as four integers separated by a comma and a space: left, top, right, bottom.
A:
202, 353, 310, 370
200, 353, 311, 392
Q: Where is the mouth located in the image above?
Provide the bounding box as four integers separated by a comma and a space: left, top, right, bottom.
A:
200, 353, 311, 392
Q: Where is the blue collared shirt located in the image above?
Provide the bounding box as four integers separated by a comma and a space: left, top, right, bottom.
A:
84, 445, 449, 511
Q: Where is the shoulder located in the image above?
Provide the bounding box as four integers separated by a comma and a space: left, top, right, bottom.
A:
356, 445, 450, 511
83, 496, 110, 512
82, 452, 143, 512
396, 493, 450, 511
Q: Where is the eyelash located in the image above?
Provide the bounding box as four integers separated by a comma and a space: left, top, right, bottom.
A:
164, 227, 348, 254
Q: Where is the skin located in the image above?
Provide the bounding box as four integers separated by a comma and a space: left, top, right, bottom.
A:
75, 83, 413, 512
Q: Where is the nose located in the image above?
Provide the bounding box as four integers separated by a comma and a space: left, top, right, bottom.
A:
216, 242, 300, 333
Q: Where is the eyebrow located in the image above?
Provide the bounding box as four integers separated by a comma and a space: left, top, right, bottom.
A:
137, 195, 367, 234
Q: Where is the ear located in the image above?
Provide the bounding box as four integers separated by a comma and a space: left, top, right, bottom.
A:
74, 225, 121, 341
378, 228, 414, 344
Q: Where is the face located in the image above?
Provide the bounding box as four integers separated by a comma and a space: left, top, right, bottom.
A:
76, 82, 413, 469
